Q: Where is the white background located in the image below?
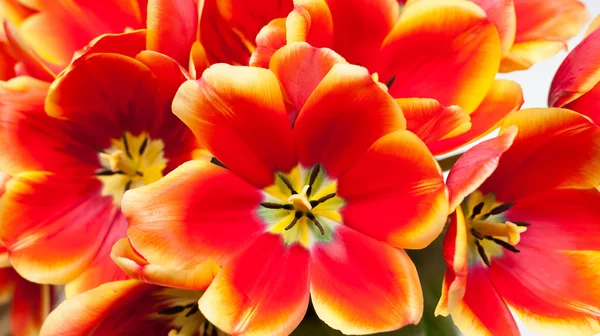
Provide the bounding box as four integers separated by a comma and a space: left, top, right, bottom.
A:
497, 1, 599, 335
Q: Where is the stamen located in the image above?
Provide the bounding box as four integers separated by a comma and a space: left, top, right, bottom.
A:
513, 221, 531, 227
385, 76, 396, 89
474, 240, 491, 267
285, 211, 304, 231
158, 305, 186, 315
260, 202, 294, 210
486, 202, 516, 216
138, 137, 148, 155
278, 174, 297, 195
306, 164, 321, 197
484, 236, 520, 253
124, 180, 132, 192
470, 202, 484, 219
94, 170, 124, 176
185, 305, 199, 318
306, 212, 325, 235
100, 150, 138, 176
122, 132, 133, 159
470, 228, 483, 240
310, 193, 337, 208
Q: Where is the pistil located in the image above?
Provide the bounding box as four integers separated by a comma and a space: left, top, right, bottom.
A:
288, 185, 312, 212
471, 220, 527, 245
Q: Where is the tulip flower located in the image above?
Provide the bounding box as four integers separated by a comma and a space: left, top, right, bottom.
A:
436, 108, 600, 335
0, 0, 147, 81
250, 0, 524, 156
549, 17, 600, 124
119, 43, 449, 335
0, 31, 200, 296
40, 279, 226, 336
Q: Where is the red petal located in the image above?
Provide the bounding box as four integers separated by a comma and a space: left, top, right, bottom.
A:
338, 130, 447, 249
173, 64, 296, 188
111, 238, 220, 290
375, 0, 501, 113
199, 233, 310, 335
40, 280, 204, 335
286, 0, 333, 48
506, 188, 600, 251
249, 18, 287, 68
325, 0, 399, 66
3, 21, 55, 81
146, 0, 198, 66
269, 42, 346, 117
481, 108, 600, 201
310, 225, 422, 334
446, 126, 517, 212
123, 160, 265, 273
471, 0, 516, 56
294, 63, 404, 177
490, 247, 600, 334
0, 173, 120, 284
429, 79, 523, 155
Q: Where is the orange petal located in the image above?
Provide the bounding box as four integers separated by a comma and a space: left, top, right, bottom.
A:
72, 30, 147, 61
12, 280, 52, 336
549, 27, 600, 108
513, 0, 589, 43
310, 225, 422, 334
481, 108, 600, 201
338, 129, 447, 249
471, 0, 516, 56
489, 248, 600, 335
146, 0, 198, 66
446, 126, 518, 212
429, 79, 523, 155
122, 160, 265, 273
189, 40, 210, 78
448, 266, 520, 336
395, 98, 471, 155
325, 0, 399, 66
111, 238, 220, 291
505, 188, 600, 251
40, 279, 206, 335
3, 20, 55, 81
172, 64, 296, 188
0, 0, 36, 25
286, 0, 333, 47
249, 18, 287, 68
269, 42, 346, 117
585, 15, 600, 37
376, 0, 501, 113
563, 85, 600, 125
500, 39, 567, 72
294, 63, 404, 177
199, 233, 310, 335
0, 172, 120, 284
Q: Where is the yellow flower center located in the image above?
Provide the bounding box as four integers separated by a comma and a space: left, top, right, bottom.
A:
95, 132, 167, 204
259, 164, 346, 248
463, 191, 529, 267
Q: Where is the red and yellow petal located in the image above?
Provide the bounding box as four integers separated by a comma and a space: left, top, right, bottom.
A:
430, 79, 523, 155
490, 247, 600, 335
481, 108, 600, 201
72, 30, 147, 61
310, 225, 422, 334
563, 84, 600, 125
3, 21, 55, 81
172, 64, 296, 188
549, 27, 600, 109
446, 266, 520, 336
199, 233, 310, 336
146, 0, 198, 66
470, 0, 516, 56
111, 238, 220, 291
338, 130, 447, 249
0, 172, 119, 284
395, 98, 471, 155
501, 39, 567, 72
325, 0, 399, 67
249, 18, 288, 68
505, 188, 600, 251
12, 280, 52, 336
40, 279, 206, 335
286, 0, 333, 48
294, 63, 404, 177
446, 126, 518, 212
376, 0, 501, 113
269, 42, 346, 115
123, 160, 265, 272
